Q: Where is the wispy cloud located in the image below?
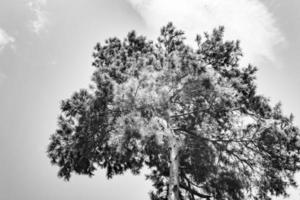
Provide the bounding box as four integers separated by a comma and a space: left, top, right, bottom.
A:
0, 28, 14, 84
0, 28, 15, 51
27, 0, 48, 34
127, 0, 285, 65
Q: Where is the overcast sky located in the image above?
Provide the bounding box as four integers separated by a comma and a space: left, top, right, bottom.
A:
0, 0, 300, 200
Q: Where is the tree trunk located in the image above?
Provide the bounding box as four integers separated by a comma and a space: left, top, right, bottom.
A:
168, 134, 180, 200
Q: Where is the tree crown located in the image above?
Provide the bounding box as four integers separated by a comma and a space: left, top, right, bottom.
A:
48, 23, 300, 200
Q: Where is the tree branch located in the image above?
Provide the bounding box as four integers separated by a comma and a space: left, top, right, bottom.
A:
179, 183, 211, 199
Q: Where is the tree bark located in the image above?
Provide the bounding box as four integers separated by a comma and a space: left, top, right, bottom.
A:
168, 134, 180, 200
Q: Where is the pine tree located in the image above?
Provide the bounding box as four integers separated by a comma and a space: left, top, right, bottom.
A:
47, 23, 300, 200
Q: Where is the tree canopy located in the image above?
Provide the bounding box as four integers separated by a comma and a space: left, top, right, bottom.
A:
47, 23, 300, 200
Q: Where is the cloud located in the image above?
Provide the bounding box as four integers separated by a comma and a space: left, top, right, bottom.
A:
0, 28, 14, 84
0, 28, 15, 51
27, 0, 48, 34
126, 0, 285, 65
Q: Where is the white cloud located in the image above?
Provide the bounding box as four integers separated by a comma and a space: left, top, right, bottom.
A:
127, 0, 285, 65
0, 28, 15, 51
0, 28, 14, 84
27, 0, 48, 34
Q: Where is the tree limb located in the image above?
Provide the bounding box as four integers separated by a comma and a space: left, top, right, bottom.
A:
179, 183, 211, 199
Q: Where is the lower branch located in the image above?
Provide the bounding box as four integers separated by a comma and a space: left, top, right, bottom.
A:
179, 183, 211, 199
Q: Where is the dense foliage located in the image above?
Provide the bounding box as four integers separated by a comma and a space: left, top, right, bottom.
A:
48, 23, 300, 200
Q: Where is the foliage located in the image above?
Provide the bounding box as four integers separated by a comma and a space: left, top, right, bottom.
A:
47, 23, 300, 200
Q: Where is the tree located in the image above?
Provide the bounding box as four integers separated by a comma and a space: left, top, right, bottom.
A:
47, 23, 300, 200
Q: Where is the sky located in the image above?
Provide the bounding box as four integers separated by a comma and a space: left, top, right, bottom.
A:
0, 0, 300, 199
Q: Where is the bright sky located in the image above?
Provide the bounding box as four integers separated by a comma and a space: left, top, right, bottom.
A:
0, 0, 299, 199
